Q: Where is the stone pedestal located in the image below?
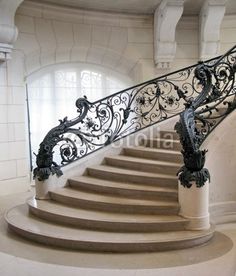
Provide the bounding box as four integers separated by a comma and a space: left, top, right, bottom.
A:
35, 174, 58, 199
178, 181, 210, 230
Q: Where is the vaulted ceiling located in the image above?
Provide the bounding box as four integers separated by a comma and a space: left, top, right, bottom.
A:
29, 0, 236, 15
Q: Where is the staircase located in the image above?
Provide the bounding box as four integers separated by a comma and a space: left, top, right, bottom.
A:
7, 45, 236, 253
5, 130, 214, 252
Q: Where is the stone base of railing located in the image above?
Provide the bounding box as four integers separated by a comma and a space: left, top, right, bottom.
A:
35, 175, 58, 199
178, 180, 210, 230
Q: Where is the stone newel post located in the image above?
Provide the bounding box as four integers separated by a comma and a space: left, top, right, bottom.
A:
35, 175, 58, 199
178, 181, 210, 230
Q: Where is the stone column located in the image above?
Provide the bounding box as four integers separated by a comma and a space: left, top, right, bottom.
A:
35, 175, 59, 199
0, 0, 24, 60
178, 181, 210, 230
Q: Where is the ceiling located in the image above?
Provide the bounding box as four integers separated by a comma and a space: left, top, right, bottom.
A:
30, 0, 236, 15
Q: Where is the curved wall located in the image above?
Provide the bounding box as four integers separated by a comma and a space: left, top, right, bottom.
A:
203, 111, 236, 222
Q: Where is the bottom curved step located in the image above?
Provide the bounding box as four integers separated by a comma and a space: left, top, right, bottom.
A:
5, 204, 215, 253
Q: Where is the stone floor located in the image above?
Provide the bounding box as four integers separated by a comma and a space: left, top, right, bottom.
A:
0, 189, 236, 276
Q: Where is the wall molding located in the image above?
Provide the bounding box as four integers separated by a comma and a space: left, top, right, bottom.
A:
210, 201, 236, 224
18, 1, 153, 28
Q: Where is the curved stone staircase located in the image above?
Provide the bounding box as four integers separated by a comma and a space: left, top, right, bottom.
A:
5, 131, 214, 252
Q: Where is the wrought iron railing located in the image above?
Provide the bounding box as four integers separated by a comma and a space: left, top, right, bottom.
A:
175, 45, 236, 188
33, 45, 236, 181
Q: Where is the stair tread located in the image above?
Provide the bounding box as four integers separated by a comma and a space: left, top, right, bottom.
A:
88, 165, 178, 180
160, 131, 178, 134
106, 155, 180, 167
160, 130, 176, 133
6, 204, 212, 243
69, 175, 177, 192
51, 187, 179, 207
28, 198, 186, 223
124, 146, 182, 155
147, 138, 180, 143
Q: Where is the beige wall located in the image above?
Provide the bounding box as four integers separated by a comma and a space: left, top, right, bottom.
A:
0, 0, 236, 196
220, 15, 236, 54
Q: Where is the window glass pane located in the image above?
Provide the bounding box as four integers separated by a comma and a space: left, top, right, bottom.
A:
81, 70, 102, 101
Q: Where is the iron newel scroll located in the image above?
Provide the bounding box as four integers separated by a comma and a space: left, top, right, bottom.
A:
175, 62, 212, 188
175, 45, 236, 188
33, 98, 90, 181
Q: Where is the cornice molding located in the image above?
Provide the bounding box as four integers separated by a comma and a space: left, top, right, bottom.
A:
17, 1, 153, 27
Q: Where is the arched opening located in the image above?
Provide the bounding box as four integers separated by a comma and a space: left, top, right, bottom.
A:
26, 63, 132, 169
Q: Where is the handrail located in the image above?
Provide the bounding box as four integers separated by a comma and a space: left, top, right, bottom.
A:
33, 45, 236, 181
175, 45, 236, 188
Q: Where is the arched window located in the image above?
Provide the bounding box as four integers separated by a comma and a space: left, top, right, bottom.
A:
27, 63, 132, 168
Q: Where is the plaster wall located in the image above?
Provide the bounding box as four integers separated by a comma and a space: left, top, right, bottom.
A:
0, 50, 30, 195
0, 0, 236, 197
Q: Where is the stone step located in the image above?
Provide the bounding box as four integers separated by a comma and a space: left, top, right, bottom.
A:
68, 175, 178, 201
123, 146, 183, 163
144, 138, 182, 151
87, 165, 178, 188
49, 187, 180, 215
105, 155, 180, 175
5, 204, 214, 253
28, 198, 188, 232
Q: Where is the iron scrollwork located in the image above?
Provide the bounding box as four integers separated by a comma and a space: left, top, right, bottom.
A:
33, 98, 90, 180
175, 46, 236, 188
34, 65, 200, 181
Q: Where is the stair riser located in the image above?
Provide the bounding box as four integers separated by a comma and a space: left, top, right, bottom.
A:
105, 158, 179, 175
124, 148, 183, 163
8, 223, 214, 253
144, 140, 182, 151
29, 205, 186, 232
49, 192, 179, 215
69, 179, 178, 201
87, 168, 178, 188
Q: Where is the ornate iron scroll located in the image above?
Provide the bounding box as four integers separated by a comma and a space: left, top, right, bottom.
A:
175, 45, 236, 188
34, 46, 236, 181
